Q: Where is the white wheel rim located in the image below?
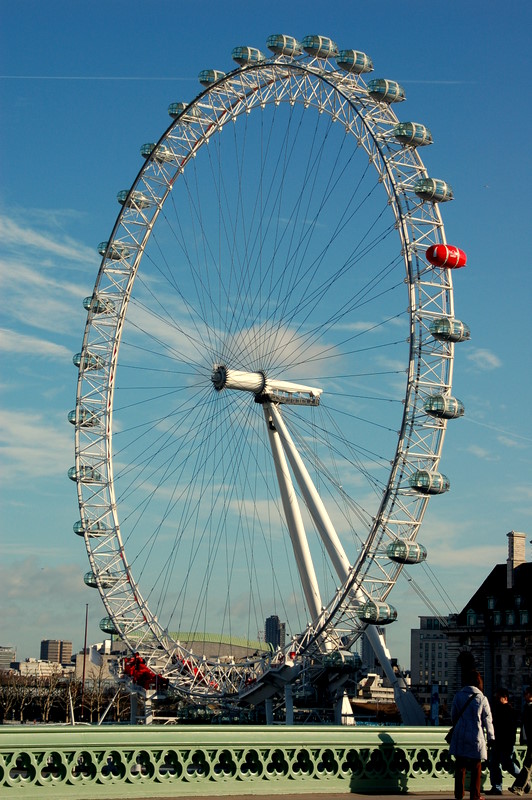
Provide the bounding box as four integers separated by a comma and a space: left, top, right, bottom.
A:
73, 45, 458, 698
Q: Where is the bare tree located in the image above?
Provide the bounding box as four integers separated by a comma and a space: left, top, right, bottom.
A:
12, 675, 35, 722
34, 665, 63, 723
0, 671, 19, 722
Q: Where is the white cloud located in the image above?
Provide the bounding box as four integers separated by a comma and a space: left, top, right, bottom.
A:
0, 408, 73, 481
0, 327, 72, 359
466, 348, 502, 371
497, 435, 528, 450
465, 444, 499, 461
0, 212, 95, 264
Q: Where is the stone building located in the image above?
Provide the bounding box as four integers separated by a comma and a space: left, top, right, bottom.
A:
446, 531, 532, 704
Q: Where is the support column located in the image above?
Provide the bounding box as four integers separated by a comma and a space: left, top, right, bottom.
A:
130, 691, 138, 724
285, 683, 294, 726
263, 404, 323, 623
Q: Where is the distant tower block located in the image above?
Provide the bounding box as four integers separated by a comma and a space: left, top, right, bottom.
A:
265, 615, 286, 649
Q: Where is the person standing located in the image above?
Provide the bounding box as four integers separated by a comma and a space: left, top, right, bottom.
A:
487, 688, 520, 795
510, 686, 532, 796
450, 669, 495, 800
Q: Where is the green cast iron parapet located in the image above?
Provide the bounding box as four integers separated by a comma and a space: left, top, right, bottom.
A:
0, 724, 520, 798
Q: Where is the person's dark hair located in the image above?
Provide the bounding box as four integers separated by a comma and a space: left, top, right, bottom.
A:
465, 669, 483, 691
496, 687, 509, 699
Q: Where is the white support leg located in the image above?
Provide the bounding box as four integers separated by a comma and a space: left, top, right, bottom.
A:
263, 404, 323, 623
267, 404, 424, 724
268, 403, 351, 580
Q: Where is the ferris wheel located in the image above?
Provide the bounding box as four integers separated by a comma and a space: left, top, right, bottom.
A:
69, 34, 469, 704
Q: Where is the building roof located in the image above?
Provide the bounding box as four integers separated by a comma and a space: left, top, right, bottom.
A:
456, 561, 532, 623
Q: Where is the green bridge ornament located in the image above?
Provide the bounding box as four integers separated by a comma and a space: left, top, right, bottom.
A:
1, 725, 522, 797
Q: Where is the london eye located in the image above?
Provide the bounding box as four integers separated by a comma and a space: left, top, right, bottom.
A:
69, 34, 469, 715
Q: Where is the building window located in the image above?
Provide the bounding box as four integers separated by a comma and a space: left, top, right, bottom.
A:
487, 596, 495, 610
494, 611, 501, 626
467, 610, 476, 626
521, 610, 529, 625
506, 611, 515, 626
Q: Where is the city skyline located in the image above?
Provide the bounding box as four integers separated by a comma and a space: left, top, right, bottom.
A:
1, 1, 531, 667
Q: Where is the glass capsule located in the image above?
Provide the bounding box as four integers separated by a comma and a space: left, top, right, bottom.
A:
424, 395, 465, 419
302, 35, 338, 59
414, 178, 454, 203
386, 540, 427, 564
430, 317, 471, 343
392, 122, 433, 146
266, 34, 303, 57
367, 78, 405, 103
336, 49, 373, 74
409, 470, 450, 494
357, 601, 398, 625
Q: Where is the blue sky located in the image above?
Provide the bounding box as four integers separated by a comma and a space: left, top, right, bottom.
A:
1, 0, 531, 669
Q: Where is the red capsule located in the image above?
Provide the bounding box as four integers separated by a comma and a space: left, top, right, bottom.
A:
426, 244, 467, 269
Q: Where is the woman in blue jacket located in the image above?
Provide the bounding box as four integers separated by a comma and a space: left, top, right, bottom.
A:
450, 670, 495, 800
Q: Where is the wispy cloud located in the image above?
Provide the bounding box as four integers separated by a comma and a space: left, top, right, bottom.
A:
0, 327, 72, 359
466, 348, 502, 371
497, 435, 528, 450
0, 408, 72, 482
465, 443, 499, 461
0, 212, 94, 264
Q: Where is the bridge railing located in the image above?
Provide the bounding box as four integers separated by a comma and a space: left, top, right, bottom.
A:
0, 724, 522, 797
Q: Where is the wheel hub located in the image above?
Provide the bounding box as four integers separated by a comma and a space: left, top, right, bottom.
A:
211, 364, 322, 406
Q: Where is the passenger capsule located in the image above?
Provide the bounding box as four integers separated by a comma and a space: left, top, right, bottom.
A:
117, 189, 152, 209
426, 244, 467, 269
68, 407, 99, 427
430, 317, 471, 343
414, 178, 454, 203
409, 470, 450, 495
367, 79, 405, 103
99, 616, 119, 635
98, 241, 131, 260
73, 520, 111, 538
424, 395, 465, 419
302, 35, 339, 59
84, 571, 119, 589
168, 102, 203, 121
231, 46, 265, 65
83, 294, 115, 314
73, 351, 105, 370
335, 49, 373, 74
392, 122, 433, 147
357, 601, 398, 625
266, 34, 303, 57
198, 69, 226, 87
140, 143, 174, 163
68, 465, 103, 483
386, 540, 427, 565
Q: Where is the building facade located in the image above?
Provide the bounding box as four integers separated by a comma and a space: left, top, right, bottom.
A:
0, 646, 16, 671
446, 531, 532, 704
264, 615, 286, 650
40, 640, 73, 666
410, 616, 451, 713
